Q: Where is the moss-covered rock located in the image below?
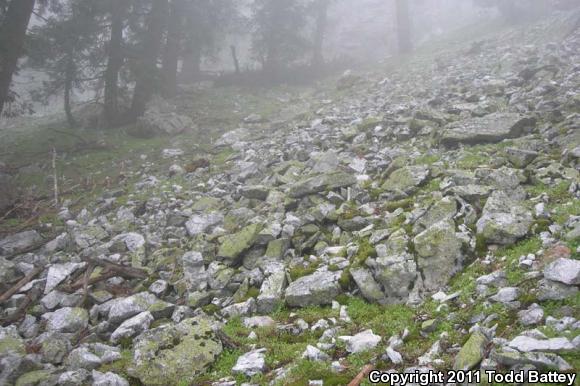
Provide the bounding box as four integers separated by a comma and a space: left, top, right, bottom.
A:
128, 316, 222, 386
217, 223, 262, 263
453, 330, 488, 370
381, 166, 429, 196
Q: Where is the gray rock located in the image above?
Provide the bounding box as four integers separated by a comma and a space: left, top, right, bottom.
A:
215, 128, 251, 147
491, 350, 571, 371
44, 262, 86, 294
232, 348, 267, 377
107, 292, 161, 325
182, 251, 207, 292
110, 311, 154, 344
476, 270, 507, 287
137, 100, 194, 136
217, 224, 262, 263
543, 258, 580, 285
129, 317, 222, 385
518, 304, 544, 326
476, 191, 533, 245
185, 213, 223, 237
508, 336, 575, 352
506, 147, 539, 168
350, 267, 387, 305
0, 230, 42, 256
239, 185, 270, 200
414, 220, 464, 291
34, 332, 71, 364
42, 307, 89, 333
381, 166, 429, 196
312, 151, 339, 174
287, 172, 357, 198
302, 345, 330, 362
243, 316, 276, 329
537, 279, 579, 301
148, 280, 168, 297
490, 287, 519, 303
65, 347, 102, 370
341, 330, 381, 353
0, 257, 18, 284
257, 269, 286, 313
285, 271, 341, 307
369, 230, 418, 303
91, 370, 129, 386
454, 330, 488, 370
413, 197, 457, 234
58, 370, 91, 386
386, 347, 404, 364
441, 113, 535, 147
221, 298, 257, 318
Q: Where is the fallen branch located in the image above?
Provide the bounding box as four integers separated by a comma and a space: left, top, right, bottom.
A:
3, 240, 48, 260
0, 266, 43, 303
61, 258, 148, 293
347, 364, 375, 386
1, 287, 41, 327
84, 257, 148, 280
78, 263, 95, 307
61, 270, 117, 292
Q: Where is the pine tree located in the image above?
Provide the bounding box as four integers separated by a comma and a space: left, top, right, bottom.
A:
28, 0, 103, 127
251, 0, 310, 74
103, 0, 130, 126
130, 0, 168, 118
0, 0, 36, 116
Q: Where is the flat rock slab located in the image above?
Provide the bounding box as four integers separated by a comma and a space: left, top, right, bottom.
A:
441, 113, 535, 147
543, 258, 580, 285
285, 271, 341, 307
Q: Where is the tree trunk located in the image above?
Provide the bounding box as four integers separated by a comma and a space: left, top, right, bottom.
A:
103, 0, 128, 126
0, 0, 35, 116
162, 0, 184, 97
395, 0, 412, 54
181, 43, 201, 82
64, 48, 77, 128
230, 45, 240, 74
130, 0, 168, 119
312, 0, 329, 67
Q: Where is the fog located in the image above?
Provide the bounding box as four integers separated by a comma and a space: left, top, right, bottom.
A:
0, 1, 579, 384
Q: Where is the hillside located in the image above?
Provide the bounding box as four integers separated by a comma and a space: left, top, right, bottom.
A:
0, 10, 579, 386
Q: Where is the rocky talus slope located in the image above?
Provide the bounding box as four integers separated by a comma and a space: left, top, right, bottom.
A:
1, 13, 580, 386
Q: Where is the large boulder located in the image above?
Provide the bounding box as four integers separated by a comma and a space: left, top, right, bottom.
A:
454, 330, 488, 370
287, 172, 357, 198
476, 191, 533, 245
381, 166, 429, 196
414, 219, 464, 291
285, 271, 341, 307
0, 230, 43, 257
135, 98, 195, 136
215, 128, 251, 147
257, 268, 287, 313
441, 113, 536, 147
128, 317, 222, 386
350, 267, 387, 305
217, 224, 262, 263
107, 292, 172, 325
42, 307, 89, 333
543, 258, 580, 286
367, 230, 418, 303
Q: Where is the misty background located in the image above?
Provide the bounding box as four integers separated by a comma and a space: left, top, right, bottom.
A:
2, 0, 577, 120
